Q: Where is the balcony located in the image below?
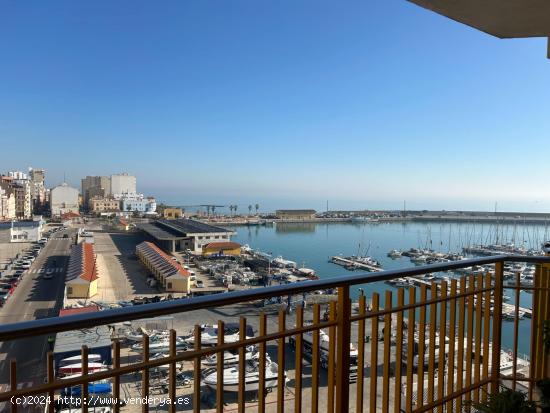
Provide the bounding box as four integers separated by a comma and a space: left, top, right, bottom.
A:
0, 255, 549, 412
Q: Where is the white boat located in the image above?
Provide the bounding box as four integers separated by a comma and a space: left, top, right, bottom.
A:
202, 356, 283, 392
149, 353, 184, 371
124, 328, 169, 342
271, 256, 297, 269
131, 336, 188, 353
296, 268, 316, 278
202, 345, 260, 367
59, 354, 102, 366
184, 323, 254, 346
387, 249, 402, 258
58, 362, 106, 375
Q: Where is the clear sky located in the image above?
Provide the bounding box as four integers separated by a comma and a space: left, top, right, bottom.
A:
1, 1, 549, 212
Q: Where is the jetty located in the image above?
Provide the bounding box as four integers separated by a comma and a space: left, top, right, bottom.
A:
330, 256, 382, 272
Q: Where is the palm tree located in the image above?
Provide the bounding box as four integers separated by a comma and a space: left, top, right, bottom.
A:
234, 205, 238, 216
212, 206, 216, 216
248, 204, 252, 215
255, 203, 259, 215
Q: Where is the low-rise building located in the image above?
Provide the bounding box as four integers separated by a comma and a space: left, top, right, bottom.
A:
138, 219, 236, 253
159, 207, 183, 220
4, 219, 44, 242
121, 195, 156, 214
89, 197, 120, 214
275, 209, 317, 220
136, 241, 191, 293
202, 241, 242, 257
66, 242, 99, 299
51, 183, 80, 217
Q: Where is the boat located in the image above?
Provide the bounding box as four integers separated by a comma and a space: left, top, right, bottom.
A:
149, 352, 184, 371
271, 256, 297, 269
58, 362, 106, 376
131, 336, 188, 353
58, 354, 102, 366
295, 268, 317, 278
202, 345, 260, 367
387, 249, 402, 258
202, 356, 283, 392
184, 323, 254, 346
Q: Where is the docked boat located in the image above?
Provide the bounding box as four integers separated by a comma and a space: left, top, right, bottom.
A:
387, 249, 402, 258
202, 356, 283, 392
149, 352, 184, 371
61, 376, 112, 397
131, 336, 188, 353
58, 362, 106, 376
58, 354, 102, 366
271, 256, 297, 269
202, 345, 260, 367
184, 323, 254, 346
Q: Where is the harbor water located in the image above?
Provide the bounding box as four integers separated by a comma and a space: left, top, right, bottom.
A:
233, 221, 548, 356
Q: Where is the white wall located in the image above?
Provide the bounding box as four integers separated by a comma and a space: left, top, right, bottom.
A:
51, 183, 79, 216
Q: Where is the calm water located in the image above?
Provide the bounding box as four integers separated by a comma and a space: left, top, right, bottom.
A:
233, 221, 548, 355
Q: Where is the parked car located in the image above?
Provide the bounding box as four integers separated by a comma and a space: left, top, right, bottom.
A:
38, 238, 47, 244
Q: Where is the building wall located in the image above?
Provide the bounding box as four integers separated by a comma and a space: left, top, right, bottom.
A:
162, 208, 183, 219
202, 246, 241, 256
90, 198, 120, 213
10, 224, 42, 242
66, 280, 98, 298
192, 233, 231, 253
51, 183, 80, 217
110, 173, 136, 197
275, 210, 317, 220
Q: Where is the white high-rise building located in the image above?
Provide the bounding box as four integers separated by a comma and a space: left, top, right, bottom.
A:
110, 173, 136, 197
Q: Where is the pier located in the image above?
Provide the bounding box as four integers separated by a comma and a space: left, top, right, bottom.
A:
330, 256, 382, 272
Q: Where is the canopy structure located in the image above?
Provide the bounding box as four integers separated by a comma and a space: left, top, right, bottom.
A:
408, 0, 550, 57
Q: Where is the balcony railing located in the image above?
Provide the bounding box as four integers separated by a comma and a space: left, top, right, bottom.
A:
0, 255, 549, 412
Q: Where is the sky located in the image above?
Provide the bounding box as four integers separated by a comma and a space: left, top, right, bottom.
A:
1, 1, 549, 212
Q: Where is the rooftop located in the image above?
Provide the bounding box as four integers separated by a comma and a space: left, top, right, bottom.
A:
158, 218, 233, 235
137, 222, 187, 240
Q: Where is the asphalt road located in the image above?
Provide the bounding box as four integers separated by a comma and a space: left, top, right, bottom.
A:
0, 229, 75, 388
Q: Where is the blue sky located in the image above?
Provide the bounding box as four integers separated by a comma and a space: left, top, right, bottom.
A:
1, 1, 549, 212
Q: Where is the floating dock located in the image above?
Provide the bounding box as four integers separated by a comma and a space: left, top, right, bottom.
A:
330, 256, 382, 272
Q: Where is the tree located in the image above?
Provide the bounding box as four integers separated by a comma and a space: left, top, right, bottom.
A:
255, 203, 259, 215
248, 204, 252, 215
212, 206, 216, 216
234, 205, 238, 215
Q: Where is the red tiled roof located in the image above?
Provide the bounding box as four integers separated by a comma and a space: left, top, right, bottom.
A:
137, 241, 190, 278
81, 243, 99, 282
66, 243, 99, 284
203, 242, 241, 250
59, 305, 100, 317
61, 211, 80, 219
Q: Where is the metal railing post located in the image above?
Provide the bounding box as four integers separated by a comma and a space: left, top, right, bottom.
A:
335, 286, 351, 412
490, 261, 504, 394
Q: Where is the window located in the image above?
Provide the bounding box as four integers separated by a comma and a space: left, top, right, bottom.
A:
167, 282, 172, 289
67, 287, 73, 295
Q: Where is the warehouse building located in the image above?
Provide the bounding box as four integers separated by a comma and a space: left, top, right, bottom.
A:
136, 241, 191, 293
66, 242, 99, 298
275, 209, 317, 220
202, 241, 242, 257
138, 219, 235, 253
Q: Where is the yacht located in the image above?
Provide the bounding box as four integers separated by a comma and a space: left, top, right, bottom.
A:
131, 336, 188, 353
202, 356, 283, 392
387, 249, 402, 258
271, 256, 297, 269
202, 345, 260, 367
184, 323, 254, 346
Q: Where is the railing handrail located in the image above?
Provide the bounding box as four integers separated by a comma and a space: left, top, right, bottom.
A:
0, 254, 548, 341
